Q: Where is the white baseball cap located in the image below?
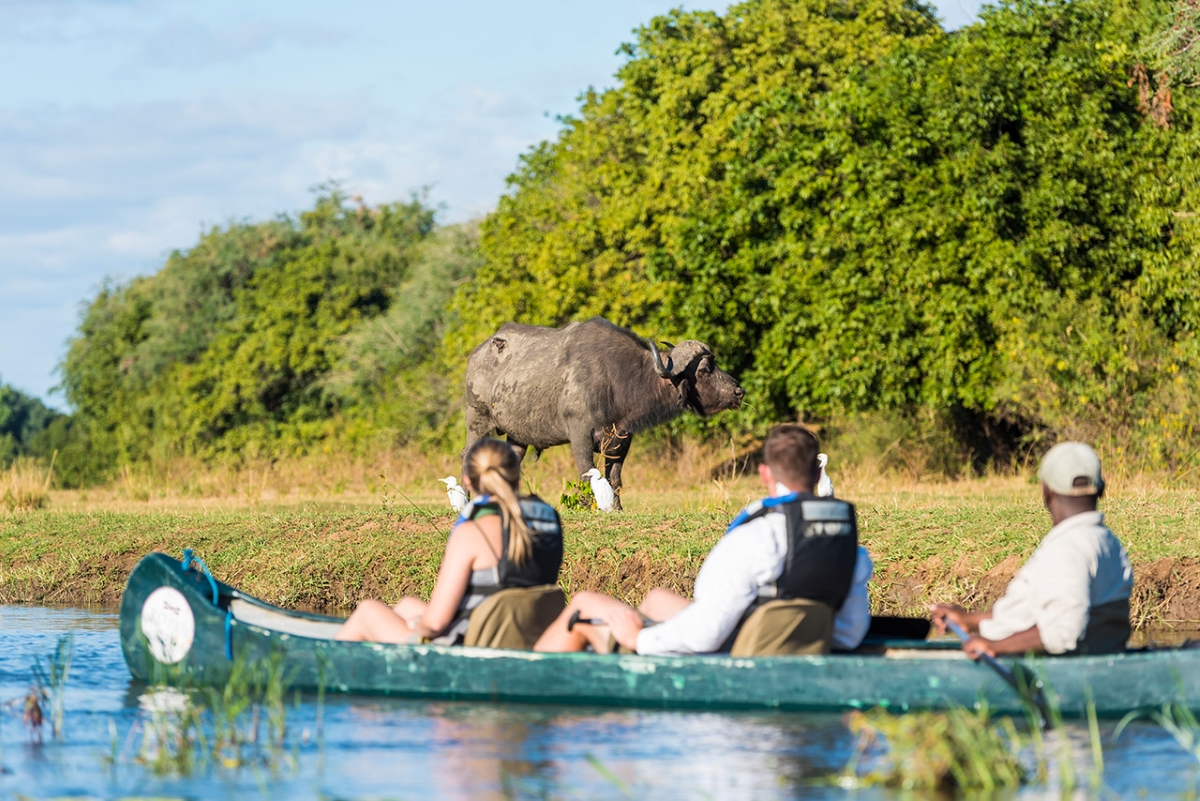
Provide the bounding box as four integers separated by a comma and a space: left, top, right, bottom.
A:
1037, 442, 1105, 497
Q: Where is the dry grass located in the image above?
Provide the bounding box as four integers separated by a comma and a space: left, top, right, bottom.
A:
47, 440, 757, 514
3, 455, 55, 513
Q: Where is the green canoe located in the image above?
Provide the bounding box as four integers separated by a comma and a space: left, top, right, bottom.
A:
120, 552, 1200, 716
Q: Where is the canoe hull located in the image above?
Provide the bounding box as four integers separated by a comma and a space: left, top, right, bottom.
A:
120, 553, 1200, 715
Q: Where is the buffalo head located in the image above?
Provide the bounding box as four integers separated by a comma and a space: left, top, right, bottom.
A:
649, 339, 743, 415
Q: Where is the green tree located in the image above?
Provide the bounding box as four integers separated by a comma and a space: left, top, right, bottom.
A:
451, 0, 1200, 467
60, 190, 438, 472
0, 381, 62, 465
449, 0, 942, 368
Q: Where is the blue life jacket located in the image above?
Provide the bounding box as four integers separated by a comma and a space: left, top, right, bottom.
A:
730, 492, 858, 611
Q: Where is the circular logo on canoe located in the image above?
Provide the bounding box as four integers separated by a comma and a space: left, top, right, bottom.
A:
140, 586, 195, 665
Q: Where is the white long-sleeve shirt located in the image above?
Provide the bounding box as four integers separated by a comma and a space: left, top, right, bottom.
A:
635, 508, 873, 656
978, 510, 1132, 654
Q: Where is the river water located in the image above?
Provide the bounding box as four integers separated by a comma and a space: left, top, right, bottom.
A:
0, 606, 1197, 800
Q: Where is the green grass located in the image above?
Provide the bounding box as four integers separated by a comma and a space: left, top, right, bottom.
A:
1, 472, 1198, 628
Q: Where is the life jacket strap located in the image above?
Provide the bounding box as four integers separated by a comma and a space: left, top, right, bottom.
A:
725, 491, 800, 535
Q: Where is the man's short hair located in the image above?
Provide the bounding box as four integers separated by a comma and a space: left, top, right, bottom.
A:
763, 424, 820, 484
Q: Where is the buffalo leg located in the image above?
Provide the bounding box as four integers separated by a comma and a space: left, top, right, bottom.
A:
507, 440, 529, 462
568, 425, 597, 482
603, 436, 631, 512
463, 405, 497, 471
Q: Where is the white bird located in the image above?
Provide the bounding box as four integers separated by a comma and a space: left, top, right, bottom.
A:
439, 476, 469, 513
583, 468, 615, 513
816, 453, 834, 498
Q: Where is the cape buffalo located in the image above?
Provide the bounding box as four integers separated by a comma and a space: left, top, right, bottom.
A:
463, 317, 743, 509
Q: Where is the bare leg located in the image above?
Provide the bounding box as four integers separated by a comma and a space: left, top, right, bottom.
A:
638, 588, 691, 622
534, 591, 640, 653
392, 597, 427, 627
335, 600, 416, 643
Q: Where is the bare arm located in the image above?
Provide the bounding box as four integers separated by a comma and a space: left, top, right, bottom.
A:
964, 625, 1045, 659
930, 603, 993, 635
412, 523, 479, 639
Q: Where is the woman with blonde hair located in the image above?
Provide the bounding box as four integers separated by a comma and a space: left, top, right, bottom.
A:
335, 438, 563, 644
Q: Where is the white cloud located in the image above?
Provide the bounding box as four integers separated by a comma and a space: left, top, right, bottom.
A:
0, 86, 558, 401
0, 0, 147, 44
139, 19, 348, 69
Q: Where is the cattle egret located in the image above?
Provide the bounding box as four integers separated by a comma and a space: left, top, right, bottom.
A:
583, 468, 615, 513
817, 453, 834, 498
439, 476, 469, 512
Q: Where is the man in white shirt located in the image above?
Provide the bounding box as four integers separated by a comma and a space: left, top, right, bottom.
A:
931, 441, 1133, 658
535, 424, 874, 655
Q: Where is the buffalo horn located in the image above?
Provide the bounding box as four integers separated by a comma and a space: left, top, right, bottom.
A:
648, 338, 674, 378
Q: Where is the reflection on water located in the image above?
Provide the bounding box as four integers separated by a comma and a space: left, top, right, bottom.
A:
0, 605, 1197, 800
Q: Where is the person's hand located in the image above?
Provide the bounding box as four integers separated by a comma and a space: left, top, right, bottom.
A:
606, 606, 646, 652
929, 603, 969, 635
963, 635, 996, 660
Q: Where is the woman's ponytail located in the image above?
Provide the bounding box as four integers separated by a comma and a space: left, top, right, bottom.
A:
465, 439, 531, 564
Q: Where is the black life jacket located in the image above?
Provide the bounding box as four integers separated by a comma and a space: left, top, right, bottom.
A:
734, 492, 859, 612
470, 495, 563, 591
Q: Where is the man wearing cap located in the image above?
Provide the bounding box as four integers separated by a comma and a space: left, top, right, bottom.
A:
930, 442, 1133, 658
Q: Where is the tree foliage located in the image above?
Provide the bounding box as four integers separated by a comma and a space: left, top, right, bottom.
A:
0, 382, 62, 465
54, 0, 1200, 478
451, 0, 1200, 465
60, 190, 447, 473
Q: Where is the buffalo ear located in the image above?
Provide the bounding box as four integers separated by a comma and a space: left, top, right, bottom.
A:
676, 378, 692, 406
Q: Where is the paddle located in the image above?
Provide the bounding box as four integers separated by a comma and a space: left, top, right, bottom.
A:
571, 611, 931, 639
945, 618, 1053, 728
567, 610, 604, 632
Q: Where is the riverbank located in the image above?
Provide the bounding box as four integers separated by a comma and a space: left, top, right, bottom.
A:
2, 473, 1198, 630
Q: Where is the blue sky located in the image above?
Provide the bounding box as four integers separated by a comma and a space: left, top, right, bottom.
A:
0, 0, 984, 409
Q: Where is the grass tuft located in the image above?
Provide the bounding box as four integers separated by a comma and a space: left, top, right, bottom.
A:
1117, 701, 1200, 765
843, 705, 1027, 791
22, 632, 73, 741
116, 651, 305, 777
3, 453, 55, 512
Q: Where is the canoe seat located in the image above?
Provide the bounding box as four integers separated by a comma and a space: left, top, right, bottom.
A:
729, 598, 833, 657
230, 599, 345, 640
463, 585, 566, 650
